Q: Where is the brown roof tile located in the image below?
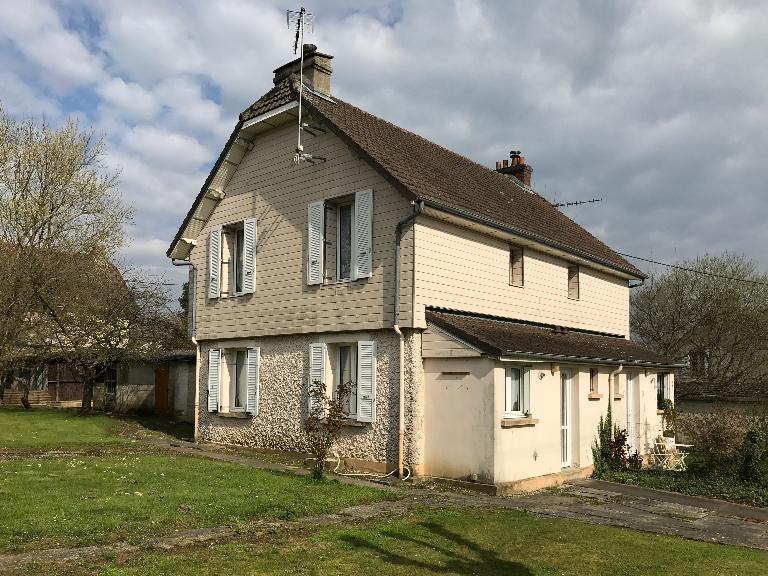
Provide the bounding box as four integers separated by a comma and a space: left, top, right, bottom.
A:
295, 82, 643, 277
426, 308, 676, 367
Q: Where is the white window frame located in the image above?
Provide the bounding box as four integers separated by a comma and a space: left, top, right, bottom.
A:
504, 366, 529, 418
336, 200, 356, 282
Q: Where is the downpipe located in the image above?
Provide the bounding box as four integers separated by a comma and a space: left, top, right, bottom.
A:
609, 364, 623, 430
393, 200, 424, 478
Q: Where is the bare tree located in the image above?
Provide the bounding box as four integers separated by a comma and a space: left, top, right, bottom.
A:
631, 253, 768, 390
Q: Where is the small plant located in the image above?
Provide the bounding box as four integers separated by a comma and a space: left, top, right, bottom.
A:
661, 399, 677, 438
591, 403, 612, 476
304, 379, 351, 480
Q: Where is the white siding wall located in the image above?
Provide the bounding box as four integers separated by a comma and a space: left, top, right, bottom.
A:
414, 217, 630, 336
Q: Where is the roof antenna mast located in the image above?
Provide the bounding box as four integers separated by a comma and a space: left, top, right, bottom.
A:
287, 7, 324, 165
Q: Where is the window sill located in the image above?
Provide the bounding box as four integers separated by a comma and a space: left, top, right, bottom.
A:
588, 392, 603, 400
657, 409, 665, 415
501, 417, 538, 428
341, 418, 367, 427
218, 411, 250, 419
613, 394, 624, 401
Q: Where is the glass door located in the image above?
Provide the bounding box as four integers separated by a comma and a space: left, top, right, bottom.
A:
626, 373, 636, 452
560, 369, 572, 468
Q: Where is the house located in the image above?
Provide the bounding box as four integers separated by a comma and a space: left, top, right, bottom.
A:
167, 45, 677, 491
1, 353, 196, 423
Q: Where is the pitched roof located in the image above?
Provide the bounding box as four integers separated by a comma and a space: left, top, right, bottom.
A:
426, 308, 676, 367
170, 76, 643, 278
233, 76, 643, 278
675, 378, 768, 401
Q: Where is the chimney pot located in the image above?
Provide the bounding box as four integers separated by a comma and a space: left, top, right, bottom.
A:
497, 149, 533, 187
495, 161, 502, 170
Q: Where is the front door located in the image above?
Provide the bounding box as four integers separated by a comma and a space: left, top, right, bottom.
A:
560, 369, 572, 468
154, 364, 169, 415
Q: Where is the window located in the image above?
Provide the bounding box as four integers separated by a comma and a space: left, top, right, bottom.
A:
309, 340, 377, 423
307, 190, 372, 286
657, 373, 670, 410
337, 202, 354, 281
589, 368, 598, 394
567, 264, 579, 299
504, 367, 530, 418
97, 367, 118, 395
337, 344, 357, 417
206, 347, 260, 414
231, 350, 248, 411
509, 246, 524, 287
208, 219, 256, 299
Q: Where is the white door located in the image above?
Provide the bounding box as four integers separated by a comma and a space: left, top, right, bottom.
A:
626, 373, 636, 452
560, 369, 572, 468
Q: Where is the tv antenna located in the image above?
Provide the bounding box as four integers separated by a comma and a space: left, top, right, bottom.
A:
287, 8, 326, 165
552, 198, 603, 209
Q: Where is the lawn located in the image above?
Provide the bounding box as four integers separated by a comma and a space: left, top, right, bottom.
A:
12, 507, 768, 576
0, 407, 128, 450
0, 453, 388, 552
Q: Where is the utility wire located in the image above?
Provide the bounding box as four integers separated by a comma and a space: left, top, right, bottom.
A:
618, 252, 768, 287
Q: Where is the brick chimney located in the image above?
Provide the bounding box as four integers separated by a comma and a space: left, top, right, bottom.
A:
495, 150, 533, 187
273, 44, 333, 94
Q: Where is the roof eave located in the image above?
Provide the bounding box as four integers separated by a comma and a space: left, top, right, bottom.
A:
498, 351, 684, 369
167, 120, 245, 259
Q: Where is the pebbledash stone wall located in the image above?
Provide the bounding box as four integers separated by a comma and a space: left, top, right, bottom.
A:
197, 329, 424, 471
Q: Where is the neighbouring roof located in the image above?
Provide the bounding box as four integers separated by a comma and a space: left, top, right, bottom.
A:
169, 75, 643, 278
426, 308, 677, 367
675, 378, 768, 402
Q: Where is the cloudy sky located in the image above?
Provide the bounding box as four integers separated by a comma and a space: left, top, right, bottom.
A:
1, 0, 766, 294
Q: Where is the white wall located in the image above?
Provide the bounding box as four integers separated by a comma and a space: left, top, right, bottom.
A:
423, 357, 495, 482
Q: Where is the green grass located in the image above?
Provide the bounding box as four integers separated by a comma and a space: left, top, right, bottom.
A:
0, 453, 388, 553
0, 407, 128, 450
601, 466, 768, 508
13, 507, 768, 575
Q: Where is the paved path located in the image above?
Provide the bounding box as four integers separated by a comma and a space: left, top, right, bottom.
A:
2, 439, 767, 571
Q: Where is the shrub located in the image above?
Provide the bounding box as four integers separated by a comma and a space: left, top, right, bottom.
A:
591, 404, 612, 476
677, 410, 750, 468
304, 379, 351, 480
661, 399, 677, 438
740, 429, 766, 484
